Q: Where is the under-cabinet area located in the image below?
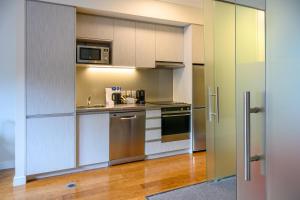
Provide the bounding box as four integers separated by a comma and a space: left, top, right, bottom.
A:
25, 0, 205, 179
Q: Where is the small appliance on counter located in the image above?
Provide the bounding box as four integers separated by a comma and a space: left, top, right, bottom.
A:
106, 86, 122, 106
112, 93, 122, 104
136, 90, 145, 104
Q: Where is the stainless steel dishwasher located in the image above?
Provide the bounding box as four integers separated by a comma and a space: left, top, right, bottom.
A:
109, 110, 145, 165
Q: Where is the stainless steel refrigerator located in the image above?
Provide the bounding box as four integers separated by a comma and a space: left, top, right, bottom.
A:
192, 64, 206, 151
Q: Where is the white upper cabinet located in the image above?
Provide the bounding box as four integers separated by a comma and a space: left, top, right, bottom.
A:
192, 25, 205, 64
113, 19, 136, 67
26, 1, 75, 116
136, 22, 156, 68
155, 25, 184, 62
76, 14, 114, 40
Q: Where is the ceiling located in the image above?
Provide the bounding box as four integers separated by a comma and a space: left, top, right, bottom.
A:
158, 0, 203, 8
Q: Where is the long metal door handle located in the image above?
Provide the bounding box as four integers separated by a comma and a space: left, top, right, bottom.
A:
216, 87, 220, 124
244, 91, 251, 181
120, 115, 137, 120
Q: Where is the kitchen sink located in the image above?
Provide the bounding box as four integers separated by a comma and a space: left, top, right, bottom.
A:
77, 105, 106, 109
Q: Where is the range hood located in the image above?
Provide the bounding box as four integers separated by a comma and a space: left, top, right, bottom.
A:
155, 61, 185, 69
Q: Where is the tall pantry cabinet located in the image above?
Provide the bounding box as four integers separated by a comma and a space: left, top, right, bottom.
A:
26, 1, 76, 175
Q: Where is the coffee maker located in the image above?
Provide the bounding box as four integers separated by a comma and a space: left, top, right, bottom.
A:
136, 90, 145, 104
112, 93, 122, 104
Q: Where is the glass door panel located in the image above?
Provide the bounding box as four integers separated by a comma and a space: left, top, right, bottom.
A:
236, 6, 266, 200
214, 1, 236, 179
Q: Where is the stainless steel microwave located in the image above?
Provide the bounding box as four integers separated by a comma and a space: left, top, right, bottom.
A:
77, 44, 110, 64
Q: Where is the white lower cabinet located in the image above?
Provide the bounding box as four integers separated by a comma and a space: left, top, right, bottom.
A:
145, 140, 190, 156
145, 129, 161, 142
77, 113, 109, 166
26, 116, 76, 175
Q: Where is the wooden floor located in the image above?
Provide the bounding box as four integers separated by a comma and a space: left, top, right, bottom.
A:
0, 152, 206, 200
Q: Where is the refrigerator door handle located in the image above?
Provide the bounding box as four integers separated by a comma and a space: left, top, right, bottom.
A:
208, 87, 217, 122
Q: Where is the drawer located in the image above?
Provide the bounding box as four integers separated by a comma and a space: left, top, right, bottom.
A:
146, 109, 161, 118
146, 118, 161, 129
145, 139, 190, 155
145, 129, 161, 141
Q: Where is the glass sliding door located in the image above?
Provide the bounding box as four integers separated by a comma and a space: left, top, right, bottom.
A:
213, 1, 236, 179
207, 2, 266, 198
236, 6, 266, 200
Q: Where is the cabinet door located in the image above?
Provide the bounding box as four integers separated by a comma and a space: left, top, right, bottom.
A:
77, 114, 109, 166
155, 25, 184, 62
113, 19, 136, 67
136, 22, 156, 68
27, 116, 75, 175
192, 25, 205, 64
26, 1, 75, 116
77, 14, 114, 40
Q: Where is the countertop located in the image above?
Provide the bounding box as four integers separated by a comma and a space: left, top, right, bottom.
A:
76, 103, 191, 114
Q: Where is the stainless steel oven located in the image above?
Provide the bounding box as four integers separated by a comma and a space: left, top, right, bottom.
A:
161, 106, 191, 142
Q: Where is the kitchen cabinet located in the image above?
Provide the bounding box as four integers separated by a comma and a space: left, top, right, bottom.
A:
145, 140, 190, 155
76, 14, 114, 40
113, 19, 136, 67
26, 1, 75, 116
26, 116, 76, 175
77, 113, 109, 166
192, 25, 205, 64
136, 22, 156, 68
145, 129, 161, 142
26, 1, 76, 175
145, 110, 161, 142
155, 25, 184, 62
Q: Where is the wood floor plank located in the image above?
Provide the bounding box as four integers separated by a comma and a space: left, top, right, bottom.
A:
0, 152, 206, 200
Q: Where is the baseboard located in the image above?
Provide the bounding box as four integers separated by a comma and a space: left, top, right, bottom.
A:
0, 160, 15, 170
146, 149, 190, 160
13, 176, 26, 186
28, 162, 109, 180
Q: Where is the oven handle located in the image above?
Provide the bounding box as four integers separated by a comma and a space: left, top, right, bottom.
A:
161, 110, 191, 114
162, 114, 191, 118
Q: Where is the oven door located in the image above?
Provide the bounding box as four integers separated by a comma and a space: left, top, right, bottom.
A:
161, 112, 190, 142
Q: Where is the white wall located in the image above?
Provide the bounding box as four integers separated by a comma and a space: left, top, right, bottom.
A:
0, 0, 26, 186
173, 25, 193, 104
0, 1, 17, 170
38, 0, 203, 26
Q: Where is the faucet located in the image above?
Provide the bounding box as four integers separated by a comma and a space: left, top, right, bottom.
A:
87, 96, 92, 107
